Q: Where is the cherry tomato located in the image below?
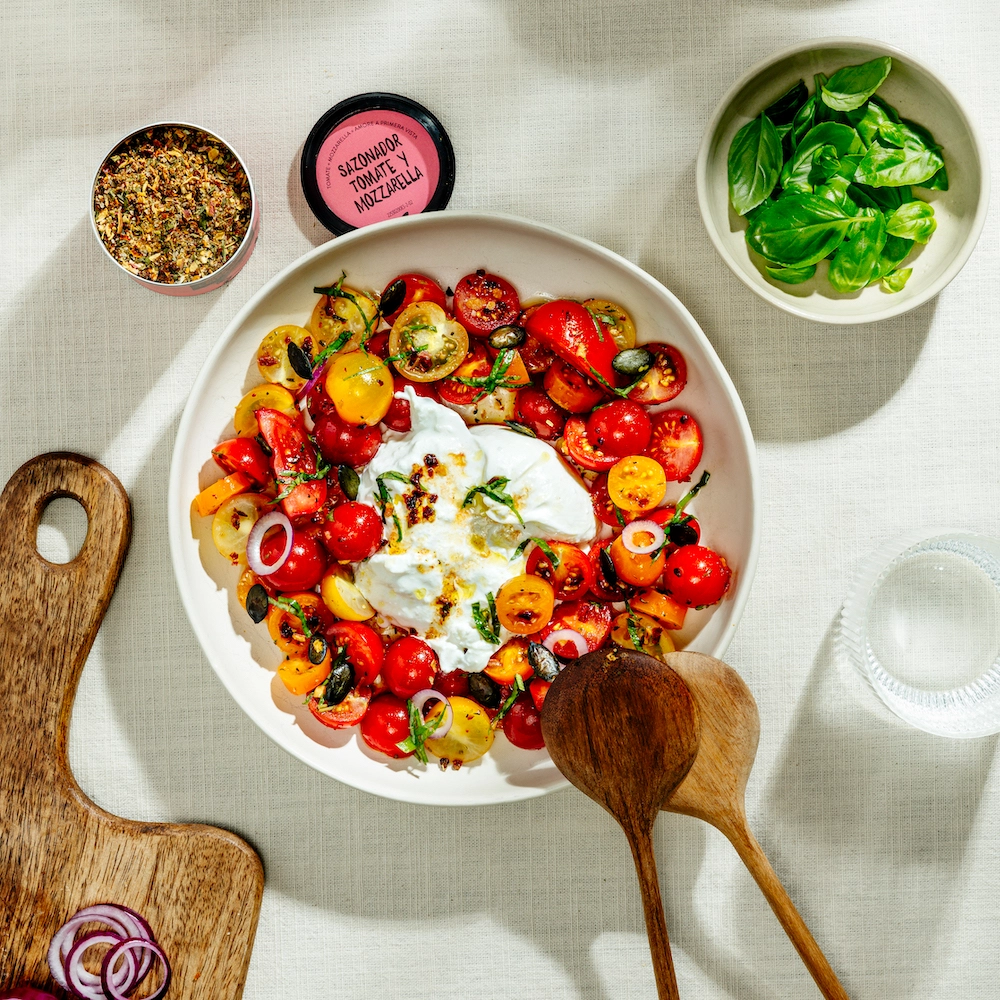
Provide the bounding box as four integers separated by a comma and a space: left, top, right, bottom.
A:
327, 621, 385, 686
539, 600, 613, 653
359, 694, 413, 758
453, 271, 521, 337
383, 635, 439, 698
611, 611, 676, 658
212, 437, 271, 486
484, 638, 534, 686
586, 400, 652, 457
529, 677, 551, 711
543, 360, 606, 414
525, 541, 594, 601
379, 273, 448, 326
645, 410, 704, 483
562, 417, 619, 472
321, 502, 383, 562
309, 284, 379, 354
437, 343, 492, 405
256, 408, 327, 520
495, 575, 555, 635
524, 299, 620, 388
630, 589, 687, 630
590, 474, 631, 528
308, 684, 371, 729
519, 331, 557, 374
649, 505, 702, 547
266, 591, 335, 657
381, 379, 437, 433
312, 410, 382, 468
628, 343, 687, 405
609, 531, 667, 587
502, 696, 545, 750
433, 669, 471, 698
259, 528, 327, 591
607, 455, 667, 512
389, 302, 469, 381
589, 537, 634, 602
582, 299, 636, 350
514, 386, 567, 440
663, 545, 732, 607
277, 654, 331, 696
365, 331, 390, 359
325, 350, 395, 426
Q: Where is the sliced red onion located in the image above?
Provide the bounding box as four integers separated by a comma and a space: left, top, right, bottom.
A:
246, 510, 293, 576
298, 394, 315, 432
411, 688, 453, 740
48, 905, 146, 991
65, 932, 137, 1000
543, 628, 589, 659
101, 939, 171, 1000
1, 988, 60, 1000
296, 360, 329, 402
622, 519, 666, 555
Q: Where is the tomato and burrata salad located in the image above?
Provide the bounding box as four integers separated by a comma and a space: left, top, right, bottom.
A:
195, 269, 732, 769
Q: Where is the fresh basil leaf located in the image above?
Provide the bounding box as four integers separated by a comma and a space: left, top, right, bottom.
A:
808, 145, 841, 186
897, 118, 943, 152
821, 56, 892, 112
828, 209, 887, 292
846, 100, 895, 145
747, 194, 860, 267
728, 113, 782, 215
919, 164, 949, 191
765, 263, 817, 284
781, 123, 866, 194
881, 267, 913, 293
854, 140, 944, 187
815, 174, 857, 212
869, 234, 914, 284
764, 79, 809, 126
791, 94, 818, 146
849, 183, 911, 211
885, 200, 936, 243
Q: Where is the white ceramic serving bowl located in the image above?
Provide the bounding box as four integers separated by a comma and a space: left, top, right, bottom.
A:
697, 38, 988, 324
168, 211, 760, 806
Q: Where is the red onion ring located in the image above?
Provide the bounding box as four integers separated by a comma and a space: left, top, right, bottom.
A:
621, 519, 665, 555
411, 688, 453, 740
101, 939, 171, 1000
48, 905, 147, 991
246, 510, 293, 576
65, 932, 137, 1000
296, 360, 329, 402
298, 394, 315, 432
543, 628, 589, 659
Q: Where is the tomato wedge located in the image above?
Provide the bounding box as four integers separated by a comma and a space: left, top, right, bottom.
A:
562, 417, 619, 472
524, 299, 620, 389
212, 437, 271, 486
256, 407, 327, 520
645, 409, 704, 483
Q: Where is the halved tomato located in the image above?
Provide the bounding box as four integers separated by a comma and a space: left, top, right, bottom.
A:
484, 637, 534, 686
589, 537, 635, 602
645, 410, 703, 483
326, 621, 384, 687
525, 541, 594, 601
379, 272, 448, 325
562, 417, 619, 472
453, 271, 521, 337
307, 684, 372, 729
628, 343, 687, 404
537, 600, 613, 656
266, 591, 335, 657
437, 343, 492, 404
256, 407, 327, 520
495, 575, 555, 635
543, 360, 607, 413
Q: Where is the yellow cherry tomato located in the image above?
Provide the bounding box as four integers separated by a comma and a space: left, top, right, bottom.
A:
324, 350, 395, 426
484, 637, 534, 686
583, 299, 636, 350
607, 455, 667, 512
388, 302, 469, 382
211, 492, 269, 564
611, 611, 676, 659
495, 575, 555, 635
309, 284, 379, 353
233, 384, 298, 437
257, 325, 318, 392
320, 566, 375, 621
424, 696, 495, 765
278, 653, 332, 696
610, 531, 667, 587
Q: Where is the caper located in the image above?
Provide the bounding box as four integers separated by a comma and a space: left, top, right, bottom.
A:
528, 642, 559, 681
468, 671, 501, 709
323, 657, 355, 706
488, 324, 527, 351
245, 583, 269, 624
612, 347, 654, 377
338, 464, 360, 500
380, 278, 406, 317
287, 340, 314, 379
308, 636, 328, 665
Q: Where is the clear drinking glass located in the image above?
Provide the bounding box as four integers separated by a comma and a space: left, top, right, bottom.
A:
839, 531, 1000, 738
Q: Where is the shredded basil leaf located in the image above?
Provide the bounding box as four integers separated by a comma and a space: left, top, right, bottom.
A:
462, 476, 524, 526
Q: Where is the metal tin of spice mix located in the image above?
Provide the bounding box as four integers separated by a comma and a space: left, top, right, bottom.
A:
91, 122, 259, 296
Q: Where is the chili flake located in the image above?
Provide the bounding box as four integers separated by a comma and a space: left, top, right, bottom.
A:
93, 126, 252, 284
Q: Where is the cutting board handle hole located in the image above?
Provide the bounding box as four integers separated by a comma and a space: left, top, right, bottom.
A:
37, 495, 89, 564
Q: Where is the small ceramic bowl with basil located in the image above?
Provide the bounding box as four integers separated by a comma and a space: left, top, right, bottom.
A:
696, 38, 988, 324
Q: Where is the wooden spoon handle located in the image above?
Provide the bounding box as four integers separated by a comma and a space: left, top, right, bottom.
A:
626, 828, 682, 1000
725, 818, 849, 1000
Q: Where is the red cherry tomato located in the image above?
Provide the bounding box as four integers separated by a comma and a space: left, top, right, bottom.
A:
321, 502, 383, 561
518, 331, 557, 374
359, 693, 413, 758
514, 386, 567, 440
326, 620, 385, 686
256, 408, 327, 520
529, 677, 551, 711
524, 299, 619, 388
433, 669, 471, 698
382, 379, 437, 433
502, 695, 545, 750
525, 541, 594, 601
562, 416, 619, 472
589, 537, 634, 602
437, 343, 492, 405
308, 685, 371, 729
590, 474, 636, 528
538, 600, 613, 655
365, 331, 390, 359
662, 545, 731, 608
260, 529, 327, 591
647, 505, 702, 547
586, 400, 652, 457
453, 271, 521, 337
383, 636, 439, 698
212, 437, 271, 486
645, 410, 704, 483
380, 273, 448, 326
543, 360, 607, 413
313, 410, 382, 468
628, 343, 688, 404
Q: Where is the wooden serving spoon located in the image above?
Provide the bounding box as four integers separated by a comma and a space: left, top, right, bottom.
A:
541, 647, 700, 1000
662, 651, 849, 1000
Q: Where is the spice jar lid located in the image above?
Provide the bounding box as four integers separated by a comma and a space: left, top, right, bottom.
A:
300, 93, 455, 235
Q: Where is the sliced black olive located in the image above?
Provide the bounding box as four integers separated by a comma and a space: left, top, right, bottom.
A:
380, 278, 406, 317
468, 671, 501, 709
488, 324, 527, 350
323, 657, 355, 706
338, 464, 360, 500
245, 584, 269, 624
599, 547, 619, 587
308, 636, 329, 665
612, 347, 655, 377
668, 521, 699, 547
287, 340, 314, 379
528, 642, 559, 681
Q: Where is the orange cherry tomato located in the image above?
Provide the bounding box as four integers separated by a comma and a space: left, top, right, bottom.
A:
324, 349, 395, 426
278, 654, 332, 696
610, 532, 667, 587
484, 637, 534, 686
266, 592, 335, 657
607, 455, 667, 512
495, 574, 555, 635
544, 360, 606, 413
629, 589, 687, 630
611, 611, 676, 658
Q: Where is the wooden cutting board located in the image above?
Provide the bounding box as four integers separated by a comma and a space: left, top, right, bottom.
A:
0, 453, 264, 998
